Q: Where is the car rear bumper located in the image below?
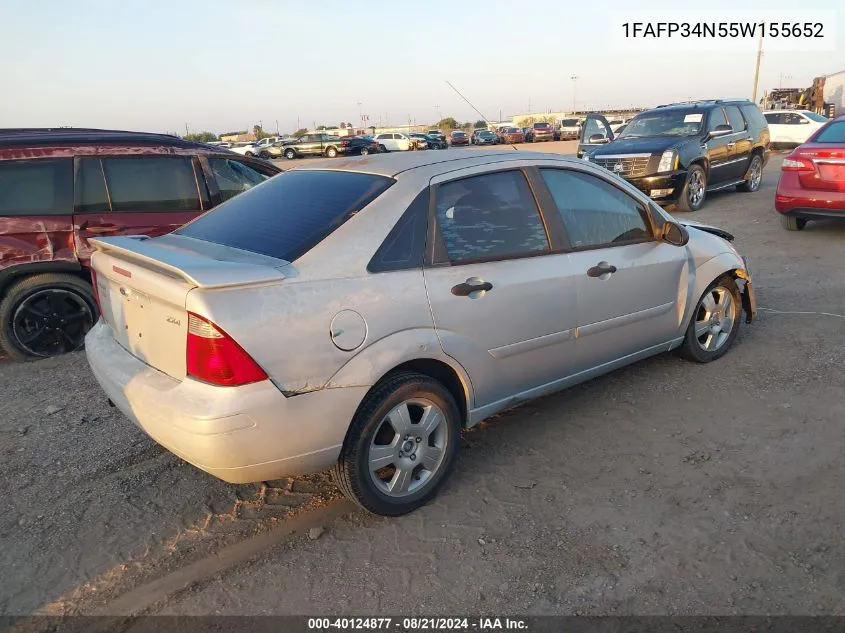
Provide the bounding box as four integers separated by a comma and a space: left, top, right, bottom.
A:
85, 321, 368, 483
775, 174, 845, 216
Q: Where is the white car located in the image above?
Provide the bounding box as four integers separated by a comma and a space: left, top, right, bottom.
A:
374, 132, 412, 152
229, 142, 257, 156
608, 118, 631, 134
558, 118, 582, 140
763, 110, 828, 148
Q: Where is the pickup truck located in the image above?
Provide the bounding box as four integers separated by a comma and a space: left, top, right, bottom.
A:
280, 133, 372, 159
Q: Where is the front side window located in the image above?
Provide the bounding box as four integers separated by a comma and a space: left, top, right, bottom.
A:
434, 170, 548, 264
725, 105, 747, 132
75, 157, 110, 212
764, 113, 783, 124
540, 169, 651, 249
0, 158, 72, 216
101, 156, 201, 212
208, 158, 269, 203
707, 108, 728, 132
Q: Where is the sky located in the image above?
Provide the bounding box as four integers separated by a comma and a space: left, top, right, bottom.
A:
1, 0, 843, 135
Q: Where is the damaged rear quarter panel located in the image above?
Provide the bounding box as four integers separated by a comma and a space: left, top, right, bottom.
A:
186, 267, 437, 396
0, 215, 76, 281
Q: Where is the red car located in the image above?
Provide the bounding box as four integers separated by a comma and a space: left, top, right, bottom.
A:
0, 128, 281, 359
531, 121, 554, 142
775, 115, 845, 231
449, 131, 469, 146
501, 127, 525, 144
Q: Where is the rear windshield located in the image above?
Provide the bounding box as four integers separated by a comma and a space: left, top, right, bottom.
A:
452, 131, 466, 137
561, 119, 579, 126
534, 122, 551, 128
177, 170, 393, 261
813, 122, 845, 143
803, 111, 828, 123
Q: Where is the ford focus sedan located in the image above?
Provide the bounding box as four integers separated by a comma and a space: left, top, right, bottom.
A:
85, 151, 756, 516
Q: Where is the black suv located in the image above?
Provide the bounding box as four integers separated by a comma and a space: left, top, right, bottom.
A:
578, 100, 770, 212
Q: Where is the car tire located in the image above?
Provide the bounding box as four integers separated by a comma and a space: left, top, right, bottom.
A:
0, 273, 97, 361
678, 275, 741, 364
331, 371, 461, 516
677, 164, 707, 212
284, 149, 296, 160
780, 215, 807, 231
259, 151, 270, 159
245, 151, 255, 157
737, 153, 763, 192
379, 144, 387, 153
326, 147, 338, 158
360, 146, 369, 156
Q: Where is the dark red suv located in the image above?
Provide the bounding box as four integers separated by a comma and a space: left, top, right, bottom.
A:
0, 128, 281, 360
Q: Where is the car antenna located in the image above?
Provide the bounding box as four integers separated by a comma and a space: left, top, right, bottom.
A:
445, 80, 519, 151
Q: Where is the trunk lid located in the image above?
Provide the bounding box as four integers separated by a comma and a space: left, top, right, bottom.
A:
795, 144, 845, 192
90, 234, 288, 380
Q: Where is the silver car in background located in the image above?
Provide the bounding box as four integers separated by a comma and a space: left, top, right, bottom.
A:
85, 151, 756, 516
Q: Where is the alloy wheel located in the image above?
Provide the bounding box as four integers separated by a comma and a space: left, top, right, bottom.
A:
12, 289, 93, 357
749, 156, 762, 190
367, 399, 448, 498
693, 286, 735, 352
688, 170, 705, 207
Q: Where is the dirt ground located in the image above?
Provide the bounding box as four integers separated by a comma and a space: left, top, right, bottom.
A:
3, 153, 845, 616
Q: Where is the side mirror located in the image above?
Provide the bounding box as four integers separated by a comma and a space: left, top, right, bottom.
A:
709, 124, 733, 138
589, 133, 610, 144
661, 221, 689, 247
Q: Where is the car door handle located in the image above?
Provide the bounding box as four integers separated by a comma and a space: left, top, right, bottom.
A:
727, 142, 736, 148
80, 221, 125, 233
451, 279, 493, 296
587, 263, 617, 278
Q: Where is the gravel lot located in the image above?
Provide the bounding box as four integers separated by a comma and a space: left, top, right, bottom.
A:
3, 152, 845, 616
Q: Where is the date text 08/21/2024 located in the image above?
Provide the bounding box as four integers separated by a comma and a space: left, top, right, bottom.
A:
307, 617, 528, 631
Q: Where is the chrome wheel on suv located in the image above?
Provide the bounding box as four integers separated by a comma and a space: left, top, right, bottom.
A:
678, 164, 707, 212
738, 154, 763, 192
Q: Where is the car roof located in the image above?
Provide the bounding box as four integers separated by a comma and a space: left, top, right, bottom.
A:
0, 127, 218, 150
651, 99, 752, 112
295, 149, 575, 177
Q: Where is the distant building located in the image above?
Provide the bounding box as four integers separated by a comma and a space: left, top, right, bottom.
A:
220, 133, 256, 143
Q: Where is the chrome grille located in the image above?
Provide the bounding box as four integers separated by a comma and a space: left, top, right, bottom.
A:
592, 154, 651, 178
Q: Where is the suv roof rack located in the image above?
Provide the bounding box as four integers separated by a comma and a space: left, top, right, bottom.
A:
0, 127, 217, 150
655, 99, 751, 108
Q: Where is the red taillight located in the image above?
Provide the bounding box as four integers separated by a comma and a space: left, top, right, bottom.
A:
90, 269, 103, 315
186, 313, 267, 387
782, 154, 814, 171
342, 140, 349, 146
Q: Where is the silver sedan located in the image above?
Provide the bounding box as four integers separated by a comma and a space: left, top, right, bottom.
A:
85, 150, 756, 516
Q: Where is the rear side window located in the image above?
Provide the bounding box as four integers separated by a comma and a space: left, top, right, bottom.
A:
207, 158, 269, 203
177, 170, 393, 262
0, 159, 72, 216
433, 170, 549, 264
764, 112, 783, 124
814, 122, 845, 143
101, 156, 201, 212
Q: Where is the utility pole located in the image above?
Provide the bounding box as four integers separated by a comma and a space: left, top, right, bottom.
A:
433, 105, 441, 122
358, 101, 362, 129
570, 75, 578, 113
752, 25, 764, 102
184, 123, 189, 136
275, 119, 279, 135
779, 72, 792, 89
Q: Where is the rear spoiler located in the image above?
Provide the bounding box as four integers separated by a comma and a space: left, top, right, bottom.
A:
89, 236, 287, 289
